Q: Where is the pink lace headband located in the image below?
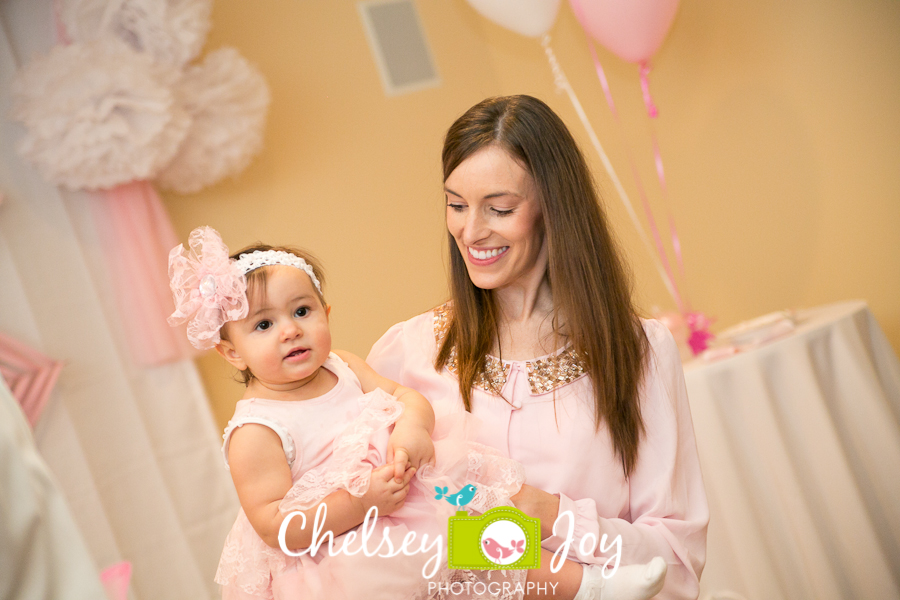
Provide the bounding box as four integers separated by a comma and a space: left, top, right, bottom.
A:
167, 226, 322, 350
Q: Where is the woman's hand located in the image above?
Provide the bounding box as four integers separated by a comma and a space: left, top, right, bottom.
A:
511, 484, 561, 539
387, 419, 436, 481
359, 464, 415, 516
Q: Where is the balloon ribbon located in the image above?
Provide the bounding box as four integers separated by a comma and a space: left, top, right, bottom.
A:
542, 29, 713, 353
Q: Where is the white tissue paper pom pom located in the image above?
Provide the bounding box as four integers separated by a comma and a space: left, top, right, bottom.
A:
59, 0, 213, 68
11, 39, 190, 191
155, 47, 270, 194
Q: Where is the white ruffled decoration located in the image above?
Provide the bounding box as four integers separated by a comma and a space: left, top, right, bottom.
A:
11, 0, 269, 194
11, 39, 190, 191
58, 0, 213, 68
155, 48, 270, 194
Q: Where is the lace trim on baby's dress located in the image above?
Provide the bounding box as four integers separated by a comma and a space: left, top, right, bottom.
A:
216, 409, 301, 598
216, 390, 403, 597
464, 443, 525, 514
221, 411, 296, 469
215, 511, 284, 599
425, 429, 528, 600
433, 302, 587, 396
280, 389, 403, 511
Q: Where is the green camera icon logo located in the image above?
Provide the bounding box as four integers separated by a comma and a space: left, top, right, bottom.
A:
447, 507, 541, 570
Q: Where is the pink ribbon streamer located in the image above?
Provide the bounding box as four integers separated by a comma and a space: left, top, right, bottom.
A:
561, 5, 711, 352
542, 36, 682, 308
541, 34, 675, 308
89, 182, 197, 365
642, 67, 709, 351
628, 147, 685, 312
567, 3, 685, 312
643, 64, 686, 278
639, 62, 659, 118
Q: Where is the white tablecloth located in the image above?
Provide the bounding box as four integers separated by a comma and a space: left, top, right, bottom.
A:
685, 301, 900, 600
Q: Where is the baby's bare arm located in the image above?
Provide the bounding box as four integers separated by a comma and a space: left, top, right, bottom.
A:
228, 424, 369, 550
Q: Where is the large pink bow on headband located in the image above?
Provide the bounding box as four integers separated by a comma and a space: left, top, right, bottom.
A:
167, 227, 248, 350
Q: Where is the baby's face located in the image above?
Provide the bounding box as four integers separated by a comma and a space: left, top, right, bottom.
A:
224, 265, 331, 392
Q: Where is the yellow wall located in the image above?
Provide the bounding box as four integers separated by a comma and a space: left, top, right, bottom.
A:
161, 0, 900, 430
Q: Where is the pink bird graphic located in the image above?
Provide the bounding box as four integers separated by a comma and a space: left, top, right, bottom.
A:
482, 538, 525, 562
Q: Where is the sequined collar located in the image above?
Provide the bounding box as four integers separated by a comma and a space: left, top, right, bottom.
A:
432, 302, 587, 396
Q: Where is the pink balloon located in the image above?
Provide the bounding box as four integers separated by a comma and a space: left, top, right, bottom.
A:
569, 0, 680, 63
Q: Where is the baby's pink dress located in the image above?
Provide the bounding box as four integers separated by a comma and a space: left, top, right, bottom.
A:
215, 353, 523, 600
367, 304, 709, 600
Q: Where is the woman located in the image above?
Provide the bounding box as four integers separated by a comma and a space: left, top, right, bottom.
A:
367, 95, 708, 599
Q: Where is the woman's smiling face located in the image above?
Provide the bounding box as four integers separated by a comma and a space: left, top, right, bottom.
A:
444, 145, 547, 293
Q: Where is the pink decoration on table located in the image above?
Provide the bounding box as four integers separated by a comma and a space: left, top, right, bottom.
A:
656, 310, 715, 357
89, 181, 197, 365
568, 0, 680, 64
167, 226, 248, 350
700, 310, 796, 362
0, 333, 64, 427
99, 561, 132, 600
685, 311, 715, 355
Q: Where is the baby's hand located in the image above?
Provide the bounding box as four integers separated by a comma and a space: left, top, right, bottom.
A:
360, 464, 415, 516
387, 421, 436, 481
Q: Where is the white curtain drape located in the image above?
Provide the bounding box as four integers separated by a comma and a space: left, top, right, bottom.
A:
0, 375, 107, 600
0, 2, 239, 599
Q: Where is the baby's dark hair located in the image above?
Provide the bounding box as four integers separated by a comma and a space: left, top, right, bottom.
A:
221, 244, 326, 385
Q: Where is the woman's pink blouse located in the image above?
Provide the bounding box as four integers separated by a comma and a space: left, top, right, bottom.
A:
367, 310, 708, 600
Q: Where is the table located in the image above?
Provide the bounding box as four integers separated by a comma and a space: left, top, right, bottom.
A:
684, 301, 900, 600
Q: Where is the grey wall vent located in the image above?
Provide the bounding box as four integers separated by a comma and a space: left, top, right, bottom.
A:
358, 0, 440, 96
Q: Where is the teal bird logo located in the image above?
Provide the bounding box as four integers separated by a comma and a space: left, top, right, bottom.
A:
434, 484, 478, 508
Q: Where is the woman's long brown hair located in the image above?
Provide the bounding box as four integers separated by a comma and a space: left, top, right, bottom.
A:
436, 95, 650, 476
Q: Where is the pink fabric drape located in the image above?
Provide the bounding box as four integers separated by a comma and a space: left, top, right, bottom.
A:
0, 332, 64, 427
89, 181, 196, 365
99, 561, 132, 600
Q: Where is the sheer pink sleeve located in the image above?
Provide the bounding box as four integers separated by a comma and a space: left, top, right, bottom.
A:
366, 320, 408, 382
542, 322, 709, 600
